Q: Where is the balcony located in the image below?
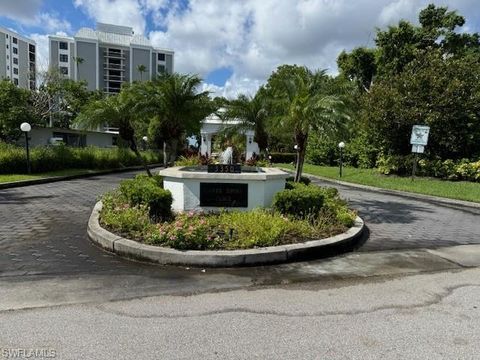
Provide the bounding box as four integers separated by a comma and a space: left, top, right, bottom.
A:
104, 51, 125, 59
103, 76, 124, 82
103, 63, 125, 70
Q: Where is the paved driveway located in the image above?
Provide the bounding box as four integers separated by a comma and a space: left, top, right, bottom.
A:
309, 177, 480, 252
1, 170, 479, 279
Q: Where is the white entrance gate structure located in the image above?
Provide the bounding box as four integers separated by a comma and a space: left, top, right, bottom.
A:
199, 109, 260, 161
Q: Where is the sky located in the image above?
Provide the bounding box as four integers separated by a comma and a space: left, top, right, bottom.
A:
1, 0, 479, 98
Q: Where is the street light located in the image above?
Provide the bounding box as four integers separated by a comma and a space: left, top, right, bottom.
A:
142, 136, 148, 151
338, 141, 345, 178
293, 144, 299, 168
20, 122, 31, 174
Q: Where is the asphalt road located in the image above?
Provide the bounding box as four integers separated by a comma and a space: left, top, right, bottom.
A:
1, 268, 479, 359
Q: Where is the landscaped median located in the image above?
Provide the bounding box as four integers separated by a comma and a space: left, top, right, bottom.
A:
87, 174, 364, 267
88, 201, 364, 267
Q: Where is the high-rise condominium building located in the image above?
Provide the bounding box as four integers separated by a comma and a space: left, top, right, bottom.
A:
0, 27, 36, 90
49, 23, 174, 94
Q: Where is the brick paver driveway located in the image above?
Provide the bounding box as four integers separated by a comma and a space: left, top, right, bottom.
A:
309, 177, 480, 252
1, 169, 479, 277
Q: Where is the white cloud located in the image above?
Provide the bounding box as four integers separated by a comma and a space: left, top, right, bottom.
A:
146, 0, 480, 97
0, 0, 72, 34
73, 0, 146, 34
6, 0, 480, 97
36, 13, 72, 33
0, 0, 43, 22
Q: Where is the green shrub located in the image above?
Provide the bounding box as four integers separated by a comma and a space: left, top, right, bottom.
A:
269, 152, 296, 164
273, 184, 325, 218
377, 153, 480, 182
147, 209, 314, 250
285, 176, 311, 189
0, 141, 162, 174
119, 175, 172, 220
100, 191, 153, 238
175, 155, 203, 166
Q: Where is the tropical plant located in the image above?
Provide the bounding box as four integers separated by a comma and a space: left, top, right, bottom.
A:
221, 93, 269, 154
73, 57, 84, 78
141, 73, 213, 164
76, 82, 153, 176
136, 64, 147, 81
266, 65, 350, 182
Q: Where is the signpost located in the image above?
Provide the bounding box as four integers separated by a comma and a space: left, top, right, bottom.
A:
410, 125, 430, 179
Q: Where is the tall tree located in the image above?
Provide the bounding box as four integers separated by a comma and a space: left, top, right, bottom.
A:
266, 65, 350, 182
140, 73, 213, 164
337, 47, 377, 92
76, 82, 152, 176
221, 93, 269, 153
137, 64, 147, 81
31, 68, 100, 128
73, 57, 84, 79
0, 79, 35, 142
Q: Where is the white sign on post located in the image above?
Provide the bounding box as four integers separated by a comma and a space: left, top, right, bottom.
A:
410, 125, 430, 146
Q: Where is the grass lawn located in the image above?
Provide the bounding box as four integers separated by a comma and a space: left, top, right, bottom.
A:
0, 169, 99, 184
277, 163, 480, 203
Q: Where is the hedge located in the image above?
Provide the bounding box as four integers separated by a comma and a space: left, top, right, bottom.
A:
119, 174, 172, 221
377, 154, 480, 182
269, 152, 296, 164
0, 142, 162, 174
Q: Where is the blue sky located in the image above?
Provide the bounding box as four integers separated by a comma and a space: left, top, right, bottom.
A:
1, 0, 479, 97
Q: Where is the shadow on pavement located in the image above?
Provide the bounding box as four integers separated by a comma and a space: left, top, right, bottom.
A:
348, 199, 434, 224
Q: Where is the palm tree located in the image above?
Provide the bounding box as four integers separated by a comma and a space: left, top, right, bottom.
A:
137, 64, 147, 81
73, 57, 84, 80
221, 93, 269, 154
140, 73, 213, 164
274, 68, 350, 182
76, 82, 153, 176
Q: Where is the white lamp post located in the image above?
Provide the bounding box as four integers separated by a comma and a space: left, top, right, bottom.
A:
20, 122, 32, 174
142, 136, 148, 151
293, 144, 299, 169
338, 141, 345, 178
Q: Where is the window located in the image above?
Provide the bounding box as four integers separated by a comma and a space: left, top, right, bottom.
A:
6, 44, 8, 49
158, 64, 165, 73
53, 132, 86, 147
13, 58, 18, 65
12, 47, 18, 54
60, 66, 68, 75
59, 42, 68, 50
6, 66, 9, 71
158, 53, 165, 61
59, 54, 68, 62
29, 53, 35, 62
5, 34, 8, 39
29, 44, 35, 53
12, 37, 17, 44
13, 68, 18, 75
14, 78, 18, 86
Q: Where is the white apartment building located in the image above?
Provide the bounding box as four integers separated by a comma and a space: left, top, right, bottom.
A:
49, 23, 174, 94
0, 27, 36, 90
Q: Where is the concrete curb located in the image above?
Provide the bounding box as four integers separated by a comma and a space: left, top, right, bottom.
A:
88, 201, 365, 267
280, 169, 480, 210
0, 164, 163, 190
